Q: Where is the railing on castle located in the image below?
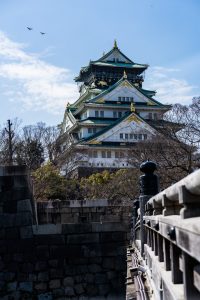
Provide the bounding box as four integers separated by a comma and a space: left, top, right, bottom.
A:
134, 167, 200, 300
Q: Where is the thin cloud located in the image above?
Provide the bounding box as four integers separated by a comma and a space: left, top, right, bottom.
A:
0, 31, 78, 115
145, 66, 197, 104
145, 66, 197, 105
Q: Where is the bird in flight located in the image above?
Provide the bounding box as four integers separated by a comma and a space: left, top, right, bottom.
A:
27, 27, 33, 30
40, 32, 46, 35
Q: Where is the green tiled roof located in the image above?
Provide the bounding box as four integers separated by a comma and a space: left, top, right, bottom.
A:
91, 61, 147, 69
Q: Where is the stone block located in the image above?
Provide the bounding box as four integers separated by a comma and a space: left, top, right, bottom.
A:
0, 260, 4, 271
63, 276, 74, 287
19, 281, 33, 292
35, 234, 65, 245
20, 226, 33, 239
22, 262, 34, 273
28, 273, 37, 281
88, 264, 102, 273
38, 293, 53, 300
74, 283, 84, 295
0, 214, 15, 228
112, 232, 126, 241
13, 253, 23, 262
17, 199, 32, 213
38, 271, 49, 282
50, 268, 63, 279
102, 257, 115, 269
52, 288, 65, 297
76, 265, 88, 274
4, 272, 15, 281
85, 273, 94, 283
15, 212, 33, 227
0, 229, 5, 238
33, 224, 62, 235
5, 228, 19, 239
91, 222, 128, 233
95, 273, 107, 284
67, 233, 99, 244
36, 245, 49, 259
35, 261, 48, 272
62, 223, 92, 234
74, 275, 83, 283
48, 259, 64, 268
35, 282, 47, 291
64, 286, 75, 296
89, 257, 102, 264
107, 271, 116, 280
49, 279, 61, 289
7, 281, 17, 291
98, 284, 110, 296
85, 284, 98, 296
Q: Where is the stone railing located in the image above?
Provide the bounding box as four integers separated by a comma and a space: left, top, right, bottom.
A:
134, 169, 200, 300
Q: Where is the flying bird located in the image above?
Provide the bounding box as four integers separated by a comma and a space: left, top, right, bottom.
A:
40, 32, 46, 35
27, 27, 33, 30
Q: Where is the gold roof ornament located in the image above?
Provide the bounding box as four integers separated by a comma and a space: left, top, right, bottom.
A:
123, 70, 127, 79
114, 39, 118, 48
130, 101, 135, 112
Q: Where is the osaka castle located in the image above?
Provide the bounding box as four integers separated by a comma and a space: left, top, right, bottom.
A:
60, 41, 171, 176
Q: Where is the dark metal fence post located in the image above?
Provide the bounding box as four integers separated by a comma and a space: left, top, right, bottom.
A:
139, 161, 159, 257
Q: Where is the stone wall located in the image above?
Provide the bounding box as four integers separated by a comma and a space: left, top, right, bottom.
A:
36, 199, 131, 225
0, 166, 129, 300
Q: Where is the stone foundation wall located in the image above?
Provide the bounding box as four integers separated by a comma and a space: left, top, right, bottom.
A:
0, 166, 129, 299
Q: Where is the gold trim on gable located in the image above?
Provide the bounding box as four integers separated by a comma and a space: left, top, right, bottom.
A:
96, 98, 105, 103
121, 81, 131, 88
127, 114, 141, 124
88, 139, 102, 145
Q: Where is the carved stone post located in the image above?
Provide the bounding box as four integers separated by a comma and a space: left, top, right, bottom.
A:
139, 161, 159, 257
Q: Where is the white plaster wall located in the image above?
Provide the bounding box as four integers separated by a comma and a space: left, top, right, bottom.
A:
87, 108, 128, 118
103, 83, 149, 103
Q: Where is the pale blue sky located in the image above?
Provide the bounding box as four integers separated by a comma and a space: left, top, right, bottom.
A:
0, 0, 200, 125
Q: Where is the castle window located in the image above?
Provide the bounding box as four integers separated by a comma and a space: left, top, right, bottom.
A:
102, 151, 106, 158
95, 111, 99, 117
118, 97, 121, 101
126, 97, 129, 101
134, 134, 138, 140
100, 111, 104, 117
125, 134, 128, 139
120, 133, 123, 139
130, 134, 133, 139
118, 112, 122, 118
107, 151, 111, 158
122, 97, 125, 101
89, 150, 98, 158
120, 152, 124, 158
113, 111, 117, 118
88, 128, 96, 134
143, 134, 147, 140
130, 97, 134, 101
138, 134, 142, 140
